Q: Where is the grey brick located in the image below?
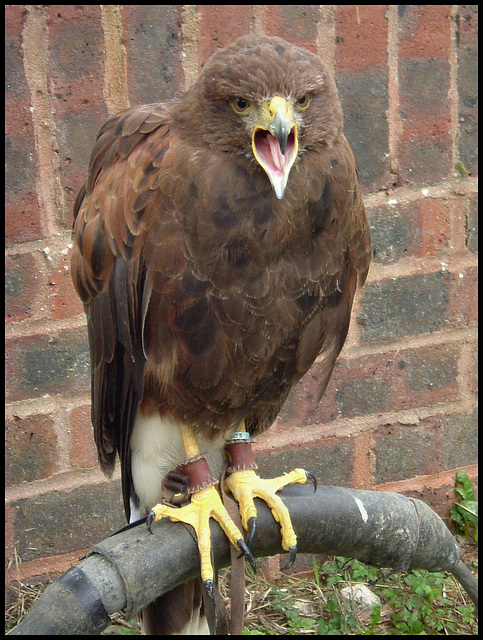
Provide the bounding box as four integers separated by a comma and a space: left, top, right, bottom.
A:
361, 272, 449, 343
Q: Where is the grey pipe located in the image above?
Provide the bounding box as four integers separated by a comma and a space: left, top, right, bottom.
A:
9, 485, 477, 634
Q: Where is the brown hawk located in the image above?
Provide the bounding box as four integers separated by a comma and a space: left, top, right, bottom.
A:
71, 34, 371, 633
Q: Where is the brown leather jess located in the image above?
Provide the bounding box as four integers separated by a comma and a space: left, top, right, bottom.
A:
224, 440, 259, 473
175, 456, 218, 494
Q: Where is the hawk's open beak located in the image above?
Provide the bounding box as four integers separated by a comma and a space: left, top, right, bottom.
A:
252, 96, 298, 199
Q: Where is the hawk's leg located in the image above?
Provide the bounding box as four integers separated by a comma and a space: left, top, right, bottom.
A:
147, 423, 254, 591
224, 424, 316, 568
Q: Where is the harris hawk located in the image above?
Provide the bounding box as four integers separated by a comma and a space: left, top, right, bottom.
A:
71, 34, 371, 633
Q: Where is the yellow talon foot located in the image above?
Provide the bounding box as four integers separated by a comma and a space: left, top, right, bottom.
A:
147, 484, 253, 584
224, 468, 311, 554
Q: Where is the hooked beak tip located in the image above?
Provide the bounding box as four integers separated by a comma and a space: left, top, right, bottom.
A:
268, 110, 291, 154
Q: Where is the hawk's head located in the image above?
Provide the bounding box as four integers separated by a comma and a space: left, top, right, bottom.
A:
172, 34, 343, 199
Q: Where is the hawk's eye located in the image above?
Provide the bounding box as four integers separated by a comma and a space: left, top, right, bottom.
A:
296, 95, 310, 111
231, 98, 252, 115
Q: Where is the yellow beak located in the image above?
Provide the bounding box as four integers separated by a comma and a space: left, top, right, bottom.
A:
252, 97, 298, 199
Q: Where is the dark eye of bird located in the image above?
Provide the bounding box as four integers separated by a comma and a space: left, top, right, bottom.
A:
231, 98, 252, 114
296, 95, 310, 110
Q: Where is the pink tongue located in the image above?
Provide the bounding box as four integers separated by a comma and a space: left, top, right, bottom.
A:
268, 134, 285, 171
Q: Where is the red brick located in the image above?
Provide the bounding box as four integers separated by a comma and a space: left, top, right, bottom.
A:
11, 481, 125, 562
5, 182, 42, 246
278, 341, 460, 431
368, 198, 452, 264
69, 405, 98, 469
441, 408, 478, 469
330, 344, 459, 419
337, 68, 391, 192
57, 108, 107, 223
124, 5, 183, 103
198, 5, 256, 63
48, 8, 103, 69
264, 5, 322, 51
5, 253, 43, 323
5, 5, 26, 37
277, 368, 338, 429
398, 124, 453, 186
48, 250, 84, 320
397, 7, 453, 185
259, 555, 283, 582
374, 409, 478, 487
447, 266, 478, 328
398, 5, 451, 59
46, 5, 107, 227
398, 77, 452, 183
5, 62, 43, 244
6, 414, 58, 485
6, 248, 84, 325
455, 5, 478, 45
361, 272, 450, 344
5, 328, 90, 403
447, 192, 474, 255
6, 549, 87, 586
373, 420, 444, 483
335, 5, 388, 71
352, 431, 377, 488
419, 197, 450, 256
257, 438, 355, 488
5, 6, 30, 104
333, 7, 390, 190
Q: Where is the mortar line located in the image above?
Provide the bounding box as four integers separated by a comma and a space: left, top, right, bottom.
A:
21, 6, 66, 237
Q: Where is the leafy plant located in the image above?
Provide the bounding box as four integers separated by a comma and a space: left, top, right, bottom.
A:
451, 471, 478, 543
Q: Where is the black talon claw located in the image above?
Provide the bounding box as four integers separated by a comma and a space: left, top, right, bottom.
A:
282, 545, 297, 570
203, 579, 214, 597
247, 517, 257, 547
146, 510, 155, 534
237, 538, 256, 572
306, 471, 317, 493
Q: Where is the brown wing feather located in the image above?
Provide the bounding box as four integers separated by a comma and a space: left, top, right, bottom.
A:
71, 103, 171, 517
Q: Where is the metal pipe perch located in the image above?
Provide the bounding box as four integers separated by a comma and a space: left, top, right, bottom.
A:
9, 485, 477, 635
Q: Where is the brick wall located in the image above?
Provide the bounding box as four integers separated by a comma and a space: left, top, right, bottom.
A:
5, 5, 478, 582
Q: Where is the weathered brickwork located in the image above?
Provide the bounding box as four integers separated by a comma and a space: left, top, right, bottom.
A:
6, 5, 477, 581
